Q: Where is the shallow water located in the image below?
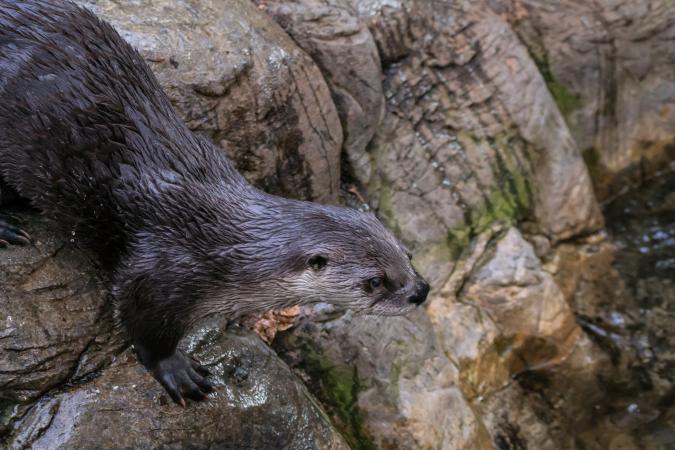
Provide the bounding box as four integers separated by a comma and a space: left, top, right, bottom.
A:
584, 172, 675, 449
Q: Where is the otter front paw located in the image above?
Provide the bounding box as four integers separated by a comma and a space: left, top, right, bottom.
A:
0, 219, 30, 247
146, 351, 215, 406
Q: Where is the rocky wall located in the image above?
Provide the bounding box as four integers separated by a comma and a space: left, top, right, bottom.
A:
2, 0, 673, 448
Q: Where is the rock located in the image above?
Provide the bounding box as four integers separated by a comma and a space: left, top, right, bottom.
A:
343, 0, 601, 266
428, 227, 582, 399
274, 310, 493, 449
252, 3, 609, 447
0, 212, 124, 406
5, 322, 349, 450
462, 228, 579, 366
75, 0, 343, 203
488, 0, 675, 198
257, 0, 385, 172
477, 382, 559, 450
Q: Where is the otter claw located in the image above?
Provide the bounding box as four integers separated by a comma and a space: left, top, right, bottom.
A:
0, 219, 30, 246
151, 351, 214, 406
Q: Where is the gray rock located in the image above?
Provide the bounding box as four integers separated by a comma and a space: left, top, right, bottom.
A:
257, 0, 385, 173
5, 321, 349, 450
488, 0, 675, 198
275, 310, 493, 449
0, 212, 124, 405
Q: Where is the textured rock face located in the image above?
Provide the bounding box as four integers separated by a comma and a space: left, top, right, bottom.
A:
353, 0, 602, 253
76, 0, 343, 203
428, 228, 582, 398
6, 323, 349, 450
257, 0, 385, 171
274, 310, 493, 449
488, 0, 675, 197
3, 0, 672, 448
256, 1, 607, 448
258, 0, 603, 262
0, 212, 124, 406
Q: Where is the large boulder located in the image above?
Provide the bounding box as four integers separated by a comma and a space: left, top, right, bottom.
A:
5, 323, 349, 449
76, 0, 343, 203
488, 0, 675, 198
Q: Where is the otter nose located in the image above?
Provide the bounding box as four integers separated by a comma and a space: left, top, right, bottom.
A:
408, 280, 430, 305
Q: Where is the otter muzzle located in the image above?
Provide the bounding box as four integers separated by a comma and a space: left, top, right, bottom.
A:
407, 279, 430, 305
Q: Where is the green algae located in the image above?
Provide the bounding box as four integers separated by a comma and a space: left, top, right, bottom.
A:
446, 133, 533, 259
281, 335, 376, 450
532, 53, 582, 118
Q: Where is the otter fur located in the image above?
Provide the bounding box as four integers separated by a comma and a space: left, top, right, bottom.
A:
0, 0, 429, 405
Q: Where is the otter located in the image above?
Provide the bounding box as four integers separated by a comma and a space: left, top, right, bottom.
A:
0, 0, 429, 405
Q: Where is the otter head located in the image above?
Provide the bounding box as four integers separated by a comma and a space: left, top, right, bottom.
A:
278, 205, 430, 316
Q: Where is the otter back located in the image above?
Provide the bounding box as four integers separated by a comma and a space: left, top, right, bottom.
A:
0, 0, 241, 238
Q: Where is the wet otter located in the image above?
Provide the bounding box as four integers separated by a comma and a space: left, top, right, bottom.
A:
0, 0, 429, 405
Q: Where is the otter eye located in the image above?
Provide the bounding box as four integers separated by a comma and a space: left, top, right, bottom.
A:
308, 255, 328, 271
369, 277, 383, 289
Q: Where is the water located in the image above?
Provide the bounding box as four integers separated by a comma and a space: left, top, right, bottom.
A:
580, 172, 675, 449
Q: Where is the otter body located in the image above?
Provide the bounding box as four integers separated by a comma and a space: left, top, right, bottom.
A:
0, 0, 429, 404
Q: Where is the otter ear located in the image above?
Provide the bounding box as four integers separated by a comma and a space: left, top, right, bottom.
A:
308, 254, 328, 271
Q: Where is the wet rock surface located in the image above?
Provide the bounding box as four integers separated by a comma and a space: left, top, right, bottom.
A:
4, 320, 349, 450
0, 212, 124, 407
482, 172, 675, 450
578, 173, 675, 449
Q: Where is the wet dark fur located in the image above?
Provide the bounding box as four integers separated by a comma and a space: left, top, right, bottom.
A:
0, 0, 429, 404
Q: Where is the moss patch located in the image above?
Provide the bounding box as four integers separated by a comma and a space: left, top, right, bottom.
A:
532, 54, 582, 118
446, 133, 534, 259
279, 334, 376, 450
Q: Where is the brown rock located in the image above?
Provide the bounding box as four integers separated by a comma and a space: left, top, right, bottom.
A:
0, 212, 124, 404
429, 227, 583, 398
5, 323, 349, 450
489, 0, 675, 198
357, 0, 602, 252
257, 0, 385, 174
